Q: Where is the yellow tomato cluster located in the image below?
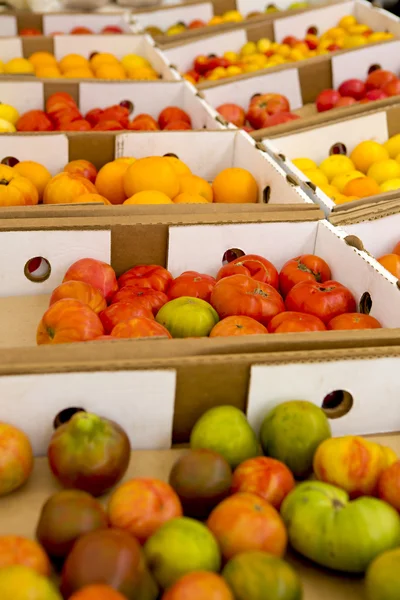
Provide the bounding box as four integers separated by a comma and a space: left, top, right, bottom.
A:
0, 52, 159, 80
293, 135, 400, 205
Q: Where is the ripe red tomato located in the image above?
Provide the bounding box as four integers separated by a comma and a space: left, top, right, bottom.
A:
16, 110, 53, 132
118, 265, 173, 293
99, 105, 130, 128
210, 274, 285, 326
111, 287, 168, 315
209, 315, 268, 337
327, 313, 382, 330
167, 271, 216, 302
377, 254, 400, 278
99, 302, 154, 334
279, 254, 331, 297
268, 311, 326, 333
285, 280, 356, 324
217, 254, 279, 290
365, 69, 396, 91
46, 92, 77, 114
85, 108, 104, 126
111, 317, 172, 339
158, 107, 191, 130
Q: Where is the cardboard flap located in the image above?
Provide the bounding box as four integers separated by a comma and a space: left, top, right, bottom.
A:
0, 368, 176, 455
42, 12, 130, 35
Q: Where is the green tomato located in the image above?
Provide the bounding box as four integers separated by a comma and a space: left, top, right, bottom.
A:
156, 296, 219, 338
281, 481, 400, 573
366, 547, 400, 600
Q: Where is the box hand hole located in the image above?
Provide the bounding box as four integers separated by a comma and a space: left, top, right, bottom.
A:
222, 248, 245, 264
1, 156, 19, 167
53, 407, 86, 430
321, 390, 353, 419
24, 257, 51, 283
359, 291, 372, 315
329, 143, 347, 156
368, 64, 382, 74
164, 153, 179, 159
263, 186, 271, 203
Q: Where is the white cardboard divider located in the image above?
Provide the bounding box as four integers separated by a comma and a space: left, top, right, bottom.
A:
162, 29, 247, 73
247, 357, 400, 438
117, 129, 312, 204
0, 81, 44, 114
167, 219, 400, 327
0, 37, 23, 61
131, 3, 214, 31
0, 369, 176, 455
340, 213, 400, 258
332, 41, 400, 89
0, 134, 69, 176
201, 68, 303, 111
0, 16, 17, 38
78, 80, 220, 129
43, 12, 131, 35
0, 230, 111, 297
236, 0, 326, 13
355, 0, 400, 35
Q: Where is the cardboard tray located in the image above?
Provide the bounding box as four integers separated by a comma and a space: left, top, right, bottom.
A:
0, 78, 223, 131
0, 129, 313, 215
0, 32, 177, 80
263, 103, 400, 216
198, 38, 400, 140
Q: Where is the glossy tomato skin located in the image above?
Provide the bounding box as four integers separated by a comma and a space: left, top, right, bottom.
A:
285, 280, 356, 324
279, 255, 331, 298
118, 265, 173, 293
377, 254, 400, 279
268, 311, 326, 333
327, 313, 382, 330
167, 271, 216, 302
37, 299, 104, 345
99, 302, 154, 334
211, 274, 285, 326
111, 317, 172, 339
210, 316, 268, 337
217, 255, 279, 290
111, 287, 168, 315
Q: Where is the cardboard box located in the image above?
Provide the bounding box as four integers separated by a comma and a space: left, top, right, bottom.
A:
263, 103, 400, 216
0, 78, 222, 130
0, 33, 177, 80
0, 129, 313, 215
198, 39, 400, 139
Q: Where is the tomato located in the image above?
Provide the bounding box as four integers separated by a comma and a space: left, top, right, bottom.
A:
328, 313, 382, 330
37, 299, 104, 344
377, 254, 400, 278
217, 255, 279, 290
50, 280, 107, 314
156, 297, 219, 338
118, 265, 173, 292
99, 106, 130, 128
46, 92, 77, 114
279, 254, 332, 297
268, 311, 326, 333
111, 317, 172, 339
210, 274, 285, 326
16, 110, 53, 132
285, 280, 357, 324
111, 287, 168, 315
99, 302, 153, 334
393, 241, 400, 256
210, 316, 268, 337
85, 108, 104, 126
167, 271, 216, 302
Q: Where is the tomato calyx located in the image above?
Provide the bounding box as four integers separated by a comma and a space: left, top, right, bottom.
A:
297, 260, 321, 281
47, 326, 56, 339
318, 286, 335, 292
0, 178, 10, 186
248, 287, 269, 298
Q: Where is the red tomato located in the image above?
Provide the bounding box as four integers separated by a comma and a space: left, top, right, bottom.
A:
111, 317, 172, 339
16, 110, 53, 132
99, 302, 154, 334
279, 254, 332, 297
98, 106, 130, 128
210, 274, 285, 326
393, 241, 400, 256
209, 316, 268, 337
167, 271, 216, 302
377, 254, 400, 278
285, 280, 356, 324
217, 254, 279, 290
46, 92, 77, 114
118, 265, 173, 293
111, 287, 168, 315
268, 311, 326, 333
327, 313, 382, 330
37, 299, 104, 344
158, 107, 191, 129
86, 108, 104, 126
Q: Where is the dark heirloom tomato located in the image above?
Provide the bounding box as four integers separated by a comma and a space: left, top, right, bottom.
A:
118, 265, 173, 293
210, 315, 268, 337
285, 280, 356, 324
217, 254, 279, 290
210, 274, 285, 326
99, 302, 153, 334
279, 254, 331, 297
167, 271, 216, 302
111, 287, 168, 315
268, 311, 326, 333
328, 313, 382, 330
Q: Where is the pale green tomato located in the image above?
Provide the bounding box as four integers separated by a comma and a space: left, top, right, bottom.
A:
156, 296, 219, 338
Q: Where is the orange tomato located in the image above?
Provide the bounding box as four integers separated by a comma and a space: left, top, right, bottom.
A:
0, 536, 51, 576
327, 313, 382, 330
0, 165, 39, 206
69, 584, 127, 600
43, 172, 97, 204
393, 241, 400, 255
37, 299, 104, 345
49, 280, 107, 314
210, 316, 268, 337
377, 253, 400, 278
99, 302, 154, 334
268, 311, 326, 333
162, 572, 234, 600
111, 317, 172, 339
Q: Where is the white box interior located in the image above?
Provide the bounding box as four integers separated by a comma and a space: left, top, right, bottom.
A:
117, 129, 312, 204
0, 134, 69, 175
0, 16, 17, 37
0, 81, 44, 114
43, 12, 131, 35
0, 37, 23, 61
0, 369, 176, 456
340, 212, 400, 258
201, 68, 303, 111
236, 0, 320, 12
131, 3, 214, 31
